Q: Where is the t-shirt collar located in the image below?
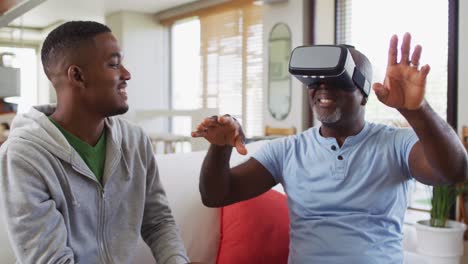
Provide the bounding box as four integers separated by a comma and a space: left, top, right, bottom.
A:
315, 122, 370, 148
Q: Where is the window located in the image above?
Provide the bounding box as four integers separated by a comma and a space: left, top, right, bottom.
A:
0, 46, 38, 113
171, 18, 202, 136
337, 0, 448, 124
169, 1, 263, 137
336, 0, 453, 216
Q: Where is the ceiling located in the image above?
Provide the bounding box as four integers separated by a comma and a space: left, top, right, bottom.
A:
7, 0, 199, 29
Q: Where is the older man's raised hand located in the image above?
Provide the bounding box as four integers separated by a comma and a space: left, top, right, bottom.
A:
191, 114, 247, 155
373, 32, 431, 110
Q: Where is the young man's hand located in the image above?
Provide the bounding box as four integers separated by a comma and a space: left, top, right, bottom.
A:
191, 114, 247, 155
372, 32, 431, 110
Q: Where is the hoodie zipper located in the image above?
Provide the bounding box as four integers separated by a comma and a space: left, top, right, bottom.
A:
100, 156, 123, 264
98, 186, 113, 264
67, 165, 111, 263
102, 188, 114, 264
67, 131, 122, 263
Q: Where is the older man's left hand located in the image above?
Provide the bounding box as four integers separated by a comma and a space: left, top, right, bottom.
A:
373, 32, 431, 110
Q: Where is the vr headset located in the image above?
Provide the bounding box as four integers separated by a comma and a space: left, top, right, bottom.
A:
288, 45, 371, 97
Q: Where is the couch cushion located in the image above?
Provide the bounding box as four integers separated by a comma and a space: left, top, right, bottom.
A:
216, 189, 289, 264
134, 140, 269, 264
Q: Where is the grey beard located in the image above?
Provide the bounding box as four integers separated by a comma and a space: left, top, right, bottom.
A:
313, 105, 342, 124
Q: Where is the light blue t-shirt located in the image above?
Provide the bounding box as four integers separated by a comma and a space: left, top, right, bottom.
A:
252, 122, 418, 264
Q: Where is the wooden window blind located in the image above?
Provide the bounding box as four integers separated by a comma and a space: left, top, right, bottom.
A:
169, 1, 263, 137
199, 3, 263, 136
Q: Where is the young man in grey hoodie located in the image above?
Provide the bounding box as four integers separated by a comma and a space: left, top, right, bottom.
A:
0, 21, 196, 264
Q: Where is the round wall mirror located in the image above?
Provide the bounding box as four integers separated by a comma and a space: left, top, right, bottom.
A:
268, 23, 291, 120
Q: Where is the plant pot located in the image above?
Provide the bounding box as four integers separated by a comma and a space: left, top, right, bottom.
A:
415, 220, 466, 257
405, 251, 462, 264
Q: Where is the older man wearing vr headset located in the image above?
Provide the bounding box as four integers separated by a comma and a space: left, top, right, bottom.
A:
192, 33, 467, 263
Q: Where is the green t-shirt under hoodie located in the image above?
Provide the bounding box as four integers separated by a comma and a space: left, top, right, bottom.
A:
49, 117, 106, 182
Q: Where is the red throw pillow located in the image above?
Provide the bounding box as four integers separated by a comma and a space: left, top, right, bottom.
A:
216, 189, 290, 264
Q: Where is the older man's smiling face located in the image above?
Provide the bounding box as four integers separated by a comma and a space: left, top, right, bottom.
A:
309, 83, 365, 126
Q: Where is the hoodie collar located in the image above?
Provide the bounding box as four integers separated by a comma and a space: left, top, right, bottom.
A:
10, 105, 73, 159
9, 105, 124, 180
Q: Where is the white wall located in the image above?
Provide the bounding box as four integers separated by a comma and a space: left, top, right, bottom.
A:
106, 1, 467, 136
262, 0, 307, 132
310, 0, 335, 127
313, 0, 335, 44
458, 1, 468, 135
106, 11, 169, 134
106, 11, 169, 112
262, 0, 336, 132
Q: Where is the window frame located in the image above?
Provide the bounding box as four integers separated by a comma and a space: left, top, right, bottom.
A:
332, 0, 458, 129
332, 0, 459, 217
0, 42, 41, 112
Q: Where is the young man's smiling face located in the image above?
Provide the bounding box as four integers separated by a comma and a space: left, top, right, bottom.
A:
79, 32, 131, 117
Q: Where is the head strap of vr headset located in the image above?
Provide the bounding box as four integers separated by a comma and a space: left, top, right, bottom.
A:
342, 45, 371, 97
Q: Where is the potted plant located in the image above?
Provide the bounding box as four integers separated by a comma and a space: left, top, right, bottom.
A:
430, 185, 467, 227
414, 184, 467, 261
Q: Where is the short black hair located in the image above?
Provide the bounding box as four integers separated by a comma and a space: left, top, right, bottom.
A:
41, 21, 111, 75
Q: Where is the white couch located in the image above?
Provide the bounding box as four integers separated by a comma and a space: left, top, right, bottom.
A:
1, 139, 464, 263
134, 140, 271, 264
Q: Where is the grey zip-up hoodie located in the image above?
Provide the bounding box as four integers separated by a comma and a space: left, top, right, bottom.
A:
0, 105, 189, 264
